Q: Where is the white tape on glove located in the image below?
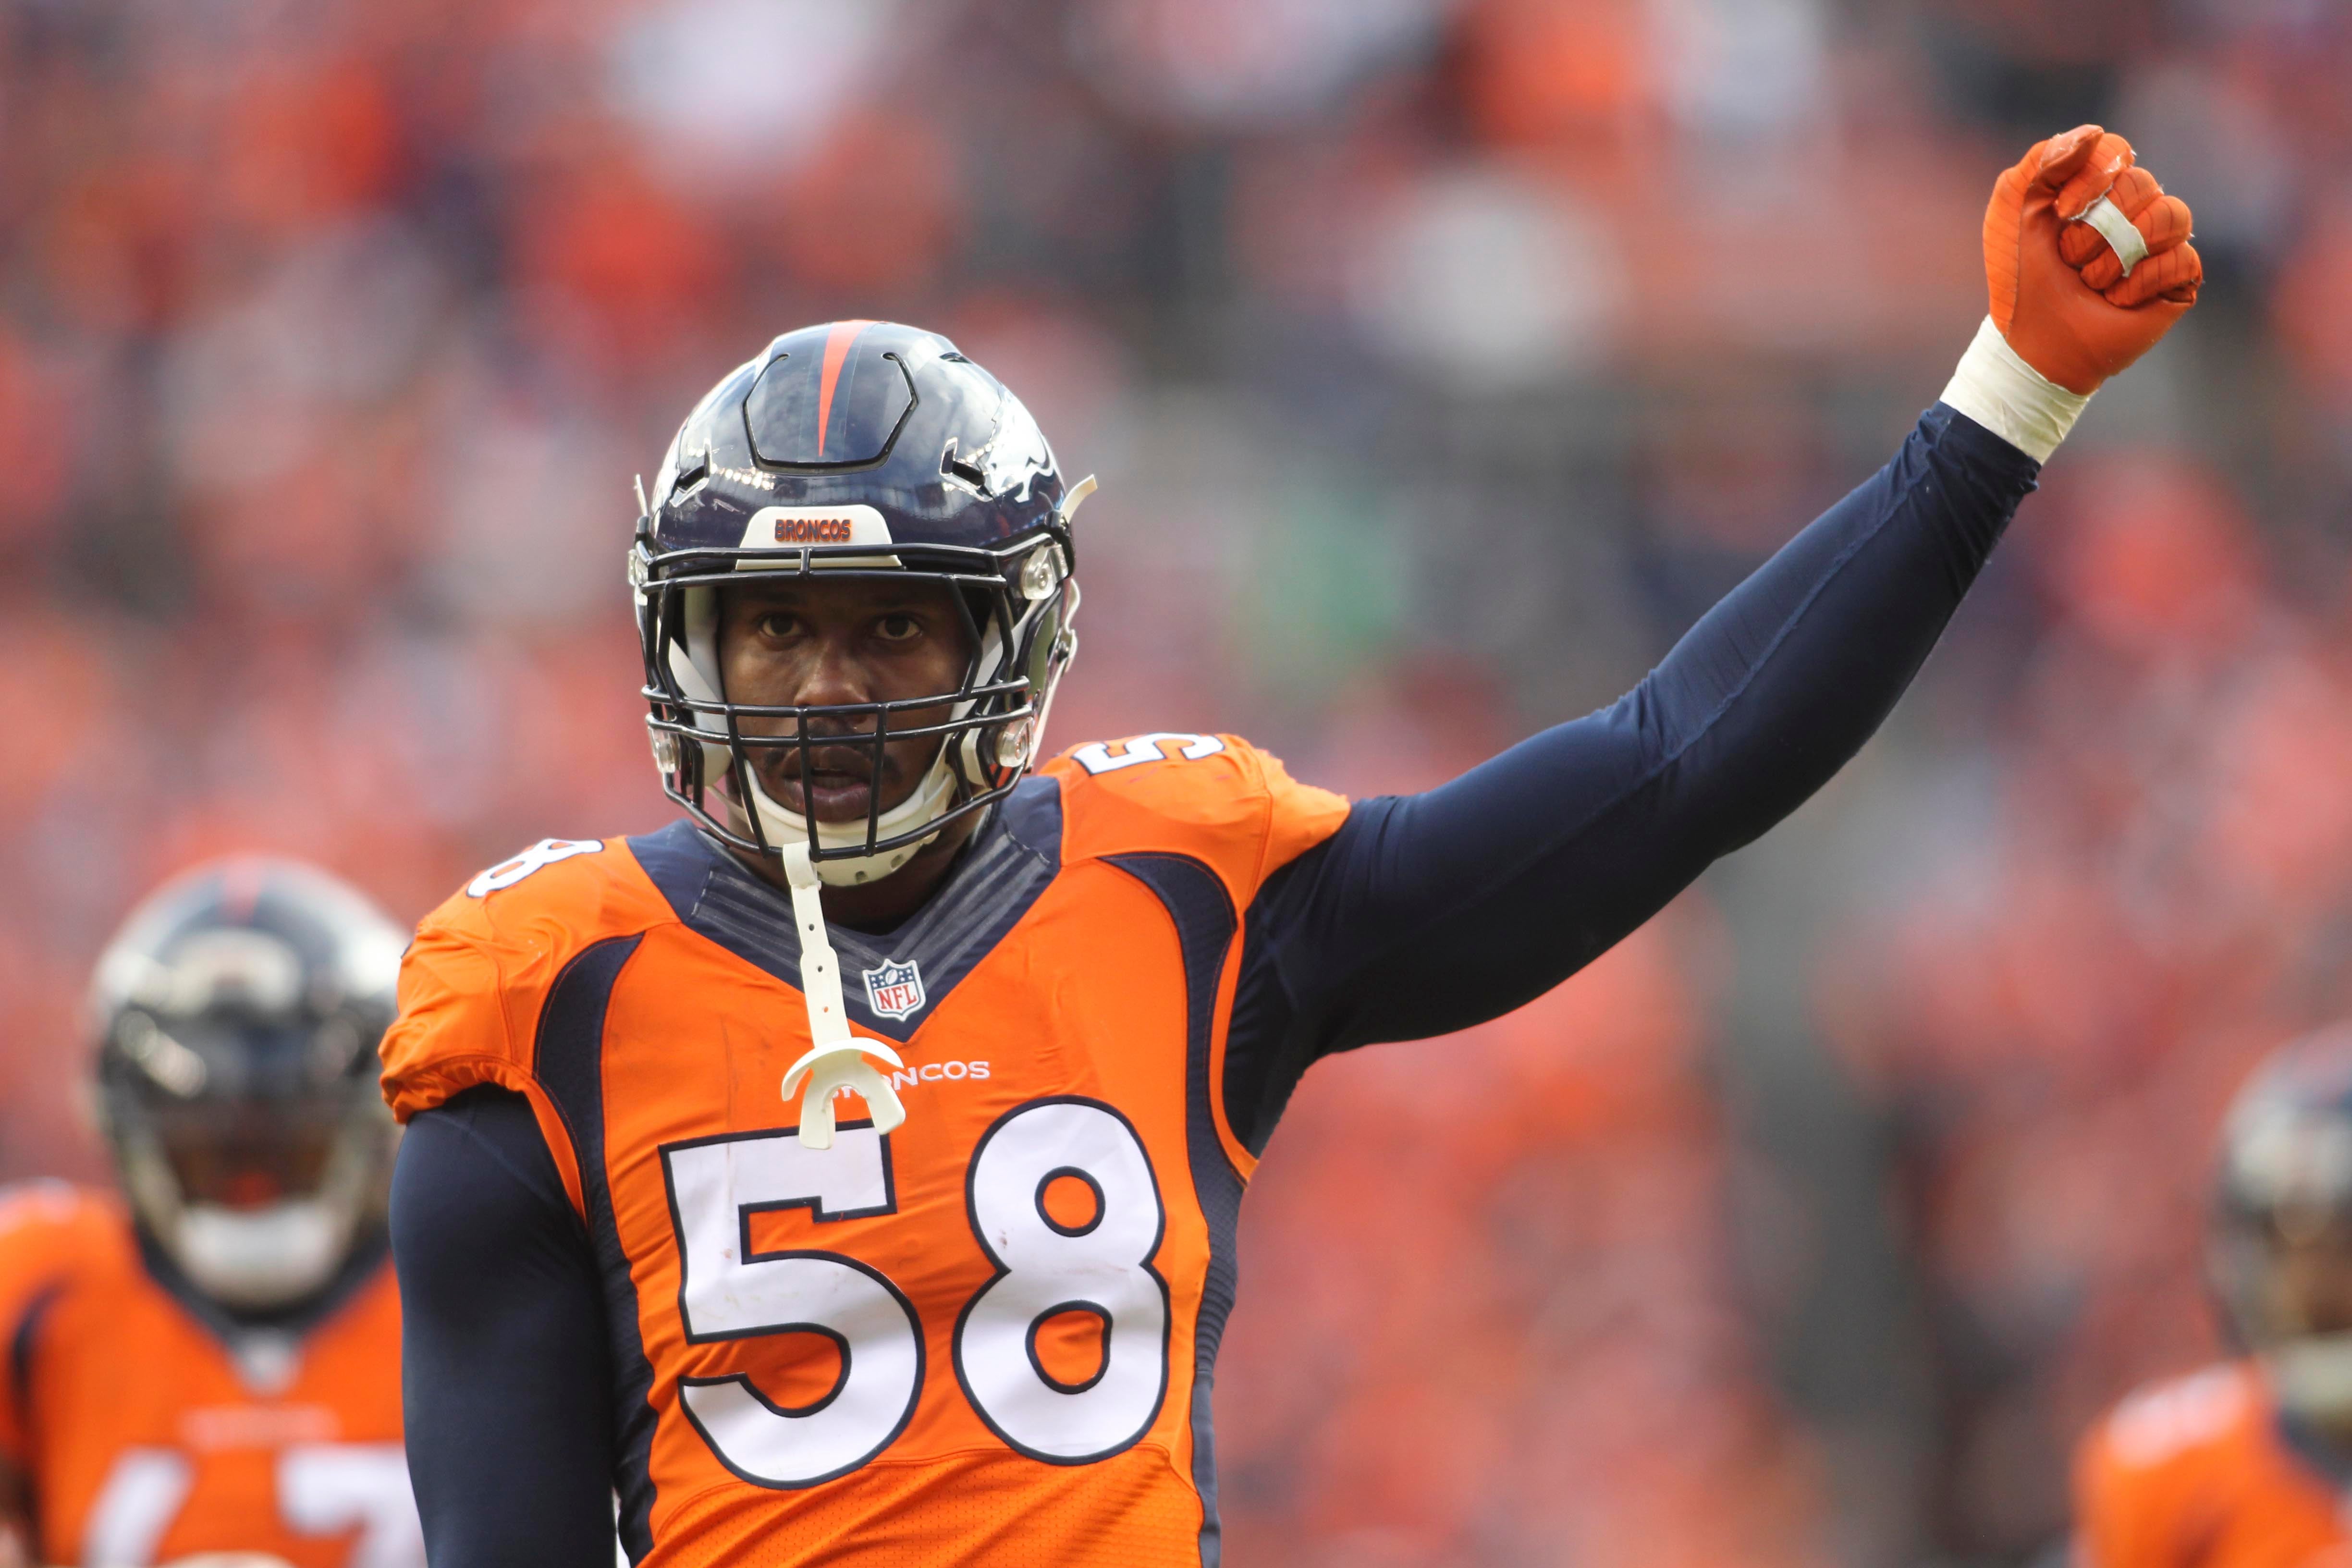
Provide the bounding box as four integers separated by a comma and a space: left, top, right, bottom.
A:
2076, 193, 2149, 279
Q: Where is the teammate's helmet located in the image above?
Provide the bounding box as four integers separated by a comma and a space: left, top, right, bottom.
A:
89, 859, 407, 1311
634, 319, 1091, 886
2211, 1025, 2352, 1421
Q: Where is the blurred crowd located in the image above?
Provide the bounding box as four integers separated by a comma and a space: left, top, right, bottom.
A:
4, 0, 2352, 1562
1817, 467, 2352, 1558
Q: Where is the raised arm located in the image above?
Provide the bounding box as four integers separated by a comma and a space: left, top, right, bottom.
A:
1221, 125, 2203, 1154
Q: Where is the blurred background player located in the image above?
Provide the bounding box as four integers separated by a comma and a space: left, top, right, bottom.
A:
2071, 1026, 2352, 1568
0, 860, 417, 1568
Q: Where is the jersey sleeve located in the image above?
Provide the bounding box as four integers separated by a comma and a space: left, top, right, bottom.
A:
2075, 1409, 2168, 1568
380, 920, 526, 1125
1045, 733, 1351, 913
1220, 404, 2041, 1153
1249, 742, 1354, 886
2070, 1367, 2258, 1568
0, 1187, 118, 1467
379, 839, 674, 1216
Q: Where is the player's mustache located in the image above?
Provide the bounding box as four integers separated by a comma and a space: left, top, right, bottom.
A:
772, 730, 893, 781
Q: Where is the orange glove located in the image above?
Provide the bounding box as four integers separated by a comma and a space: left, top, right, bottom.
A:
1984, 124, 2202, 395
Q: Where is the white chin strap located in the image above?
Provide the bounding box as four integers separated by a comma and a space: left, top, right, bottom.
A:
2268, 1332, 2352, 1423
170, 1199, 351, 1309
777, 840, 907, 1150
742, 752, 956, 887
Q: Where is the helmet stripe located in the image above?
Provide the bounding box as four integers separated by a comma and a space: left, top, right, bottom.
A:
814, 319, 880, 462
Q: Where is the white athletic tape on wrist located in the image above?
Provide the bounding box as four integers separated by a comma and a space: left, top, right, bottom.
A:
2076, 193, 2148, 279
1938, 316, 2093, 464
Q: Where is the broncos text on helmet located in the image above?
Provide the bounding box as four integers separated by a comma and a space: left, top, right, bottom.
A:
633, 319, 1095, 888
89, 858, 408, 1312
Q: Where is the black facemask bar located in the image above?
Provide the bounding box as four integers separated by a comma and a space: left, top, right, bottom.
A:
99, 1009, 391, 1206
144, 1096, 347, 1209
635, 529, 1077, 867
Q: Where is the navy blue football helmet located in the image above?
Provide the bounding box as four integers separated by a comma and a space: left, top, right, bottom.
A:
90, 858, 407, 1311
2211, 1026, 2352, 1421
634, 320, 1092, 884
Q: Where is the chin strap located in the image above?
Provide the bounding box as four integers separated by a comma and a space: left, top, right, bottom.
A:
2268, 1332, 2352, 1424
778, 841, 907, 1149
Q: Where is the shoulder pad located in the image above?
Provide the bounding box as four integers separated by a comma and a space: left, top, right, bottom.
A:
418, 836, 669, 950
0, 1183, 127, 1458
1049, 734, 1262, 829
382, 835, 674, 1123
0, 1183, 125, 1287
1043, 733, 1350, 904
2097, 1364, 2258, 1470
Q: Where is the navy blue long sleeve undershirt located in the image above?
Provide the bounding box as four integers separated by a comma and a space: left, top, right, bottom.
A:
1221, 401, 2033, 1151
392, 1088, 621, 1568
391, 403, 2038, 1564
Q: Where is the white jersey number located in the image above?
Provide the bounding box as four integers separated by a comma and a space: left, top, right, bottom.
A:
1067, 733, 1225, 774
277, 1445, 425, 1568
466, 838, 603, 897
661, 1098, 1167, 1483
955, 1100, 1170, 1461
662, 1125, 919, 1488
81, 1442, 421, 1567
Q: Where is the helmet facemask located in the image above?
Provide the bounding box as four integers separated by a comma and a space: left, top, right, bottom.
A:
90, 878, 404, 1316
109, 1063, 393, 1311
638, 532, 1080, 887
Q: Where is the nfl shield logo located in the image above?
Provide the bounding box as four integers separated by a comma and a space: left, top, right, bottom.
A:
862, 959, 926, 1021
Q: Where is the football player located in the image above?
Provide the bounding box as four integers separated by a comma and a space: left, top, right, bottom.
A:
2074, 1027, 2352, 1568
384, 126, 2201, 1565
0, 859, 419, 1568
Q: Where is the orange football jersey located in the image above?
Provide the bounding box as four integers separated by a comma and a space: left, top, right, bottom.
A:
2075, 1362, 2352, 1568
0, 1182, 415, 1568
381, 734, 1351, 1566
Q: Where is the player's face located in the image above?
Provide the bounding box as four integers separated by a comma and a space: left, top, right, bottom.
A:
717, 576, 976, 825
2275, 1226, 2352, 1336
152, 1097, 341, 1210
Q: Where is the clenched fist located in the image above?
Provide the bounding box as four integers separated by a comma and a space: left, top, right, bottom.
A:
1985, 124, 2202, 395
